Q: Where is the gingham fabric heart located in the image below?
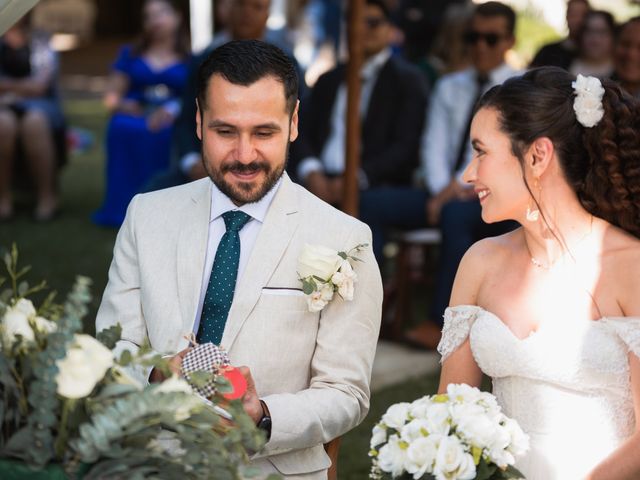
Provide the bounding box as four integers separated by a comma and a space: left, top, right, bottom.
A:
181, 343, 230, 399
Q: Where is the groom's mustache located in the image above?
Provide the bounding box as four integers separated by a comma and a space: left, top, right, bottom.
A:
222, 161, 271, 175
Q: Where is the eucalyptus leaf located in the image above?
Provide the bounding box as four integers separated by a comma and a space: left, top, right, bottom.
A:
96, 324, 122, 350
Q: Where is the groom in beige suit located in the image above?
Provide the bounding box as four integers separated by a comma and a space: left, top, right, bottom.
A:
95, 40, 383, 478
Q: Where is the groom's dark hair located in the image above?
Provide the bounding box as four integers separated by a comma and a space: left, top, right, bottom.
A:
197, 40, 299, 117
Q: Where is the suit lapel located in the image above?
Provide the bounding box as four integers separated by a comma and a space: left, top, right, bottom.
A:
176, 179, 212, 334
221, 175, 301, 350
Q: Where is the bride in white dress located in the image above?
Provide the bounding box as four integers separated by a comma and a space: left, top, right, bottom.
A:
437, 67, 640, 480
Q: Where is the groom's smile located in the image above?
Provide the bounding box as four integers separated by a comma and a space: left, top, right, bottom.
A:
196, 74, 299, 206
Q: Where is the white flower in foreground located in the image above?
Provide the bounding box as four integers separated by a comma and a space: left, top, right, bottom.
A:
155, 374, 193, 395
425, 402, 451, 436
456, 411, 499, 449
34, 316, 57, 334
433, 435, 469, 478
2, 301, 36, 347
400, 418, 431, 443
382, 402, 411, 430
405, 435, 440, 479
371, 424, 388, 448
447, 383, 483, 404
297, 244, 342, 281
56, 334, 114, 399
572, 74, 605, 128
377, 434, 408, 478
503, 417, 530, 457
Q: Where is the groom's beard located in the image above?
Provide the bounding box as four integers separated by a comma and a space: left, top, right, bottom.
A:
203, 143, 290, 205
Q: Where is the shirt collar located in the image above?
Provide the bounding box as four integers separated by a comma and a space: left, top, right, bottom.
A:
209, 176, 283, 224
361, 47, 392, 81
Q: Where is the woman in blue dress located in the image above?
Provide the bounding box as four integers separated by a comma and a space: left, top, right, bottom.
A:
93, 0, 189, 227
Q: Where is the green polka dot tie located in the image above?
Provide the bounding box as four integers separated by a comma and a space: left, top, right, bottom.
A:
197, 210, 251, 344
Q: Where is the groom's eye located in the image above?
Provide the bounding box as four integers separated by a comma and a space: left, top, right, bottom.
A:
215, 128, 235, 137
255, 130, 274, 138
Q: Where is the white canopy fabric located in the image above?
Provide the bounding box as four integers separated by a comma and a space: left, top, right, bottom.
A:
0, 0, 40, 35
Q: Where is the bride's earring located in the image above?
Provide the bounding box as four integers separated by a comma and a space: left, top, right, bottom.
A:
526, 179, 541, 222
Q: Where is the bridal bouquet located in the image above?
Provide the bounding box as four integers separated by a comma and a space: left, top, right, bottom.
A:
370, 384, 529, 480
0, 245, 265, 479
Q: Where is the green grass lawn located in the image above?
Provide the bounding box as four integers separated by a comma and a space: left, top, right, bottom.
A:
0, 98, 440, 478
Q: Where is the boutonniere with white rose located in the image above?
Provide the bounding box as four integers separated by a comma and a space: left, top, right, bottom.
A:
297, 243, 368, 313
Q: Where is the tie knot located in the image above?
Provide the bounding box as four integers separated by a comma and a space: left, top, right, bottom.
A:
222, 210, 251, 232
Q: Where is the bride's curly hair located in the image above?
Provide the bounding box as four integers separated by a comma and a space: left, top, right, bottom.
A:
477, 66, 640, 238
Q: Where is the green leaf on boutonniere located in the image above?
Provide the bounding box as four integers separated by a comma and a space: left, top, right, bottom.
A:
302, 277, 317, 295
338, 251, 348, 260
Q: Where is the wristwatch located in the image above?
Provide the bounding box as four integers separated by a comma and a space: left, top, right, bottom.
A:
257, 400, 272, 441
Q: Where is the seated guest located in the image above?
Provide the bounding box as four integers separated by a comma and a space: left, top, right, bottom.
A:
290, 0, 429, 259
405, 1, 520, 349
92, 0, 189, 227
145, 0, 304, 192
569, 10, 616, 79
0, 13, 64, 222
612, 16, 640, 98
530, 0, 590, 70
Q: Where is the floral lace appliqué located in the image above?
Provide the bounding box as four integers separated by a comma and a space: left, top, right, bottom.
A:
437, 305, 482, 363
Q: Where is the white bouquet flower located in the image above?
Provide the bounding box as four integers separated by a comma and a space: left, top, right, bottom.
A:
297, 243, 367, 312
370, 384, 529, 480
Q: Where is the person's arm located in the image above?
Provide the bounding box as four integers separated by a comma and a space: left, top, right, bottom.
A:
95, 195, 158, 385
103, 46, 138, 115
586, 247, 640, 479
255, 224, 383, 455
437, 239, 491, 394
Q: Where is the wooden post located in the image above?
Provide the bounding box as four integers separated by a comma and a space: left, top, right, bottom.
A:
342, 0, 364, 217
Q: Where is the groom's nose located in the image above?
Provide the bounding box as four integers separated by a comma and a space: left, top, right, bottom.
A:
234, 134, 258, 164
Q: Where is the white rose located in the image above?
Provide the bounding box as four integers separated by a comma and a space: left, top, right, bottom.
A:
155, 374, 193, 395
34, 316, 57, 334
425, 403, 451, 436
405, 435, 440, 479
433, 435, 466, 476
503, 417, 529, 457
2, 305, 35, 347
297, 244, 342, 281
455, 452, 477, 480
446, 383, 483, 404
400, 418, 431, 443
371, 424, 388, 448
572, 74, 605, 128
55, 334, 114, 399
382, 402, 411, 430
307, 290, 329, 313
13, 298, 37, 318
455, 412, 498, 449
376, 434, 408, 477
449, 401, 485, 428
409, 396, 434, 419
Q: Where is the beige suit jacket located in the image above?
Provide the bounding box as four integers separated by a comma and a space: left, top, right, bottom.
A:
95, 174, 383, 477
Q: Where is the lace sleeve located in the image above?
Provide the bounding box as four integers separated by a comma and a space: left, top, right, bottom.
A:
437, 305, 483, 363
602, 317, 640, 358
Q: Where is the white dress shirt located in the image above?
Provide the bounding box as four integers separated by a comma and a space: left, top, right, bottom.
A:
191, 177, 282, 334
420, 63, 520, 195
297, 48, 392, 184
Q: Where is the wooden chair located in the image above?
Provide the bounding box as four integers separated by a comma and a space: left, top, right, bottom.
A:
382, 228, 441, 340
324, 437, 342, 480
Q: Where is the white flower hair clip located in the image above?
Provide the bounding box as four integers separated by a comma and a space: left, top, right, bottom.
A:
571, 74, 605, 128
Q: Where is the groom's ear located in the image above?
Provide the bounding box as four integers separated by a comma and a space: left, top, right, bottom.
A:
289, 100, 300, 143
195, 99, 203, 141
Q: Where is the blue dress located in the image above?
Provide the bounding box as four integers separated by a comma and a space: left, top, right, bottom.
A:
92, 45, 188, 227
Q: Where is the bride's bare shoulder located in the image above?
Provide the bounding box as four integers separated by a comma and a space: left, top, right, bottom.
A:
463, 228, 522, 267
450, 229, 521, 305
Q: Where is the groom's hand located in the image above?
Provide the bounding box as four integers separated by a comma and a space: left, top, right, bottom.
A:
149, 347, 191, 383
238, 366, 263, 424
